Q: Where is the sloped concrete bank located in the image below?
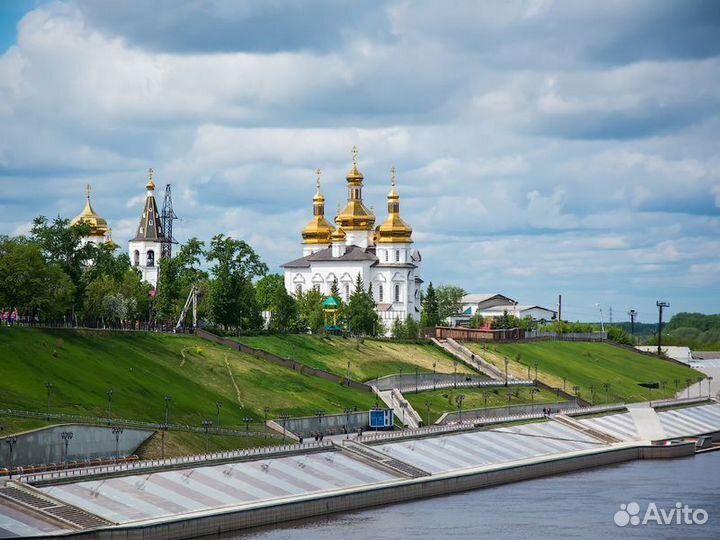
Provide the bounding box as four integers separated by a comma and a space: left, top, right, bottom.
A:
60, 441, 694, 539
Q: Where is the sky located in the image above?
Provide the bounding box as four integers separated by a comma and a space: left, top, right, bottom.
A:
0, 0, 719, 323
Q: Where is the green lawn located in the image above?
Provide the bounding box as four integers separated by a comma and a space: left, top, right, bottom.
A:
465, 341, 702, 404
237, 334, 478, 382
0, 328, 377, 430
135, 430, 278, 459
405, 386, 562, 424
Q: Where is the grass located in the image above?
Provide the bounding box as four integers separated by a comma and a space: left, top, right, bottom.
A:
404, 386, 562, 424
465, 341, 703, 404
0, 328, 378, 432
236, 334, 478, 382
134, 431, 278, 459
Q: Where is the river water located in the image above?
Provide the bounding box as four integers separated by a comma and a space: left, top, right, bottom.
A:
215, 451, 720, 540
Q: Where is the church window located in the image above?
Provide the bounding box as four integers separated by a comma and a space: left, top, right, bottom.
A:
344, 284, 350, 299
395, 250, 400, 262
147, 250, 155, 267
379, 284, 384, 302
133, 250, 140, 266
295, 284, 302, 295
313, 284, 320, 292
394, 284, 400, 302
384, 250, 388, 262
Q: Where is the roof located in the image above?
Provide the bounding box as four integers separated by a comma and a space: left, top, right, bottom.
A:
481, 304, 556, 315
461, 293, 517, 305
132, 192, 165, 241
281, 246, 378, 268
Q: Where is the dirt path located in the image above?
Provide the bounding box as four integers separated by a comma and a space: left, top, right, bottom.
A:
225, 353, 244, 407
179, 347, 192, 367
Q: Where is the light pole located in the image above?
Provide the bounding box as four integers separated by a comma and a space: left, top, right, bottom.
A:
432, 363, 437, 391
533, 361, 538, 382
243, 416, 253, 434
164, 395, 172, 425
708, 377, 714, 398
315, 410, 325, 434
415, 366, 419, 394
595, 304, 605, 333
686, 378, 692, 398
589, 384, 596, 404
6, 437, 17, 478
424, 399, 432, 427
111, 427, 123, 462
504, 358, 509, 386
263, 407, 271, 438
280, 413, 289, 443
482, 389, 489, 407
159, 423, 169, 459
202, 420, 213, 453
530, 387, 539, 412
453, 360, 457, 389
563, 377, 567, 393
61, 431, 73, 463
455, 394, 465, 422
344, 407, 353, 437
347, 360, 351, 386
106, 388, 113, 422
603, 383, 610, 404
215, 401, 223, 429
507, 391, 513, 405
45, 382, 54, 420
572, 385, 580, 404
697, 377, 703, 398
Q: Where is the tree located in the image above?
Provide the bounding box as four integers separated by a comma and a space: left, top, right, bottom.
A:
269, 287, 297, 332
346, 274, 380, 336
405, 315, 420, 339
423, 282, 440, 326
469, 312, 485, 329
436, 284, 466, 322
296, 288, 325, 334
156, 238, 207, 324
391, 317, 406, 339
255, 274, 285, 311
490, 310, 522, 330
607, 326, 633, 345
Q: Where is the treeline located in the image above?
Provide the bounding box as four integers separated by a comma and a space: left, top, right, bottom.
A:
645, 312, 720, 351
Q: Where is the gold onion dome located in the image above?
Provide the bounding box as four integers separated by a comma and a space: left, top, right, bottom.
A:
71, 184, 109, 236
335, 145, 375, 231
301, 169, 334, 245
376, 167, 413, 244
331, 216, 346, 243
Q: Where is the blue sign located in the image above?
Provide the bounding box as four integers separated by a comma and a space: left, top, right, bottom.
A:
369, 409, 394, 428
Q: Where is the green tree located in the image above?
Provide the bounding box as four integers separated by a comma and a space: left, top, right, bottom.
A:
346, 274, 379, 336
469, 312, 485, 329
608, 326, 633, 345
391, 317, 406, 339
405, 314, 420, 339
436, 284, 466, 322
422, 282, 440, 326
269, 287, 298, 332
155, 238, 206, 324
255, 274, 285, 310
296, 288, 325, 333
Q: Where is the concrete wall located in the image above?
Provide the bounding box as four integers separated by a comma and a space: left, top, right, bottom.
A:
438, 401, 572, 424
371, 372, 487, 392
0, 424, 153, 467
283, 411, 378, 438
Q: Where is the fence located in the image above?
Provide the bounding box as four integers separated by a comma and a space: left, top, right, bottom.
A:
19, 441, 334, 484
431, 326, 607, 343
369, 372, 496, 392
196, 329, 372, 392
0, 409, 276, 439
436, 401, 572, 424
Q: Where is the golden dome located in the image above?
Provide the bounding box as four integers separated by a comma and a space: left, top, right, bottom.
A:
335, 146, 375, 231
376, 167, 413, 244
301, 169, 334, 245
105, 228, 119, 251
146, 167, 156, 191
331, 217, 346, 243
71, 184, 109, 236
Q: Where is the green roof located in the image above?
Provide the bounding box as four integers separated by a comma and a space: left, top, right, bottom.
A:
323, 296, 340, 308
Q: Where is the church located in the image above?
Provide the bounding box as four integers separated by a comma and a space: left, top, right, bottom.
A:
282, 148, 423, 329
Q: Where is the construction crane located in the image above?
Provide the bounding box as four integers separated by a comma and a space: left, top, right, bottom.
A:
176, 285, 198, 331
160, 184, 178, 260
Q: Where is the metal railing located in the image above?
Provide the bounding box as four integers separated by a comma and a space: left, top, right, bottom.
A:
19, 441, 333, 484
0, 409, 278, 439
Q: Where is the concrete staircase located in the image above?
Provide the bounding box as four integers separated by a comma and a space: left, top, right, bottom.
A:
552, 415, 622, 444
432, 338, 505, 380
626, 403, 667, 441
339, 440, 430, 478
376, 388, 422, 428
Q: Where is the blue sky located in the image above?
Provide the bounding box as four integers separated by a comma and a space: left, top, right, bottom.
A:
0, 0, 719, 323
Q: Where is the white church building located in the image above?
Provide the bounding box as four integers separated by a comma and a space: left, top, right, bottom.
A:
128, 169, 166, 289
282, 149, 423, 329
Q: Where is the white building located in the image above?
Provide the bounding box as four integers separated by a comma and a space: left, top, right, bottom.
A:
282, 151, 422, 331
71, 185, 118, 250
128, 169, 166, 289
448, 293, 556, 326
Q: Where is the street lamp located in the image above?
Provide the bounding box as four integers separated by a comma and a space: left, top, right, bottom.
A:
572, 385, 581, 404
708, 376, 714, 398
686, 378, 692, 398
280, 413, 290, 443
455, 394, 465, 422
202, 420, 213, 453
347, 360, 351, 386
432, 362, 437, 391
533, 361, 538, 381
111, 427, 124, 462
243, 416, 253, 434
164, 395, 172, 425
315, 410, 325, 434
697, 377, 703, 398
504, 358, 509, 386
603, 383, 611, 404
343, 407, 353, 437
595, 304, 605, 333
159, 423, 169, 459
530, 387, 539, 412
45, 382, 54, 420
215, 401, 223, 429
61, 431, 74, 463
453, 360, 458, 389
415, 366, 419, 394
5, 437, 17, 478
106, 388, 113, 422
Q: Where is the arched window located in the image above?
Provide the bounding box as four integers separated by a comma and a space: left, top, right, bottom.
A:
379, 284, 384, 302
295, 284, 302, 295
395, 250, 400, 262
394, 284, 400, 303
133, 250, 140, 266
313, 284, 320, 292
147, 250, 155, 267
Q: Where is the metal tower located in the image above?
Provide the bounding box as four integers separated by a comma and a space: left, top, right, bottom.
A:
160, 183, 178, 259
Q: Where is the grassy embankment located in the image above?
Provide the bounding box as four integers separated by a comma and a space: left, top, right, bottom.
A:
0, 328, 383, 456
465, 341, 702, 404
237, 334, 477, 382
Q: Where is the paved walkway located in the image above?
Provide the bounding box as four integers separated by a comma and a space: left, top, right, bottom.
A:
626, 403, 666, 440
675, 360, 720, 401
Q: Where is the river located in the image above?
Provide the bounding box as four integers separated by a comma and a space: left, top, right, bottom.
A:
213, 451, 719, 540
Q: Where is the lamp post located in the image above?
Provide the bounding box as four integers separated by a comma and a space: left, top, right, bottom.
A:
61, 431, 73, 463
453, 360, 458, 389
482, 389, 489, 407
572, 385, 580, 404
455, 394, 465, 423
280, 413, 290, 443
697, 377, 703, 398
432, 363, 437, 391
686, 378, 692, 398
708, 377, 714, 398
215, 401, 223, 429
111, 427, 123, 462
347, 360, 351, 386
424, 399, 432, 427
595, 304, 605, 333
530, 387, 539, 412
164, 395, 172, 425
243, 416, 253, 434
202, 420, 213, 453
344, 407, 353, 437
507, 391, 513, 405
504, 358, 509, 386
415, 366, 419, 394
589, 384, 596, 404
106, 388, 113, 422
533, 361, 538, 382
45, 382, 54, 420
603, 383, 610, 404
263, 407, 271, 438
159, 423, 169, 459
315, 409, 325, 435
5, 437, 17, 478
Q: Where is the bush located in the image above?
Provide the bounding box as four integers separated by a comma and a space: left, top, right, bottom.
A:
607, 326, 634, 345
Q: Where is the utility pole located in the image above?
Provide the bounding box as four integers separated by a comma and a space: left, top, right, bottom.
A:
608, 306, 613, 324
656, 301, 669, 356
628, 309, 637, 339
557, 294, 562, 322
